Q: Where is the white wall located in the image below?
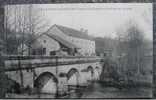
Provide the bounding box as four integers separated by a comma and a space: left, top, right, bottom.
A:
69, 36, 95, 56
18, 34, 61, 56
37, 34, 60, 55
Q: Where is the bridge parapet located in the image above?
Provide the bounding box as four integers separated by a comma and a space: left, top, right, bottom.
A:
4, 55, 103, 72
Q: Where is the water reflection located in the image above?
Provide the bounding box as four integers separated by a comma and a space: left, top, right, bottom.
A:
61, 81, 152, 98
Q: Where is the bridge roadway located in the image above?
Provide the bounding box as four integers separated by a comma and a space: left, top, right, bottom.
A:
4, 55, 104, 96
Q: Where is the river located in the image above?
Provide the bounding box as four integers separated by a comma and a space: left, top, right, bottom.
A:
6, 81, 152, 98
62, 82, 152, 98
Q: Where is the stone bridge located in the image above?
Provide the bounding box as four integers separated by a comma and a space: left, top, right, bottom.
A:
4, 55, 104, 95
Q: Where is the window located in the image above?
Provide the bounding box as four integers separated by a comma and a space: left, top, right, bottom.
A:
50, 51, 56, 56
43, 40, 46, 43
104, 53, 107, 56
43, 48, 46, 55
32, 49, 36, 55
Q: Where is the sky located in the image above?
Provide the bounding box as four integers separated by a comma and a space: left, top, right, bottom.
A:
7, 3, 153, 40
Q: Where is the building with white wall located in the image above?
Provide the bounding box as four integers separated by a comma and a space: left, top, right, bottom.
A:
18, 24, 96, 56
47, 24, 96, 56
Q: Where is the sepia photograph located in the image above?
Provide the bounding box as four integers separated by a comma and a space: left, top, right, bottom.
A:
0, 3, 153, 98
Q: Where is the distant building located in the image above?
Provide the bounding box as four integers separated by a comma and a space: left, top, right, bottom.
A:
18, 24, 96, 56
99, 49, 113, 57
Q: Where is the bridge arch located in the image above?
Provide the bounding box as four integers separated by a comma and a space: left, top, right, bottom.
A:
67, 68, 80, 86
87, 66, 94, 75
95, 66, 100, 72
94, 66, 100, 80
34, 72, 58, 94
87, 66, 94, 81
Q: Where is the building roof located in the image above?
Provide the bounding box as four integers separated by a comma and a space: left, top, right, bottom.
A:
19, 24, 92, 51
46, 34, 79, 49
53, 24, 93, 41
18, 33, 79, 54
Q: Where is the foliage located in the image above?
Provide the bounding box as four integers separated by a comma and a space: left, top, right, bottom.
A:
116, 21, 152, 81
3, 28, 37, 54
3, 5, 49, 55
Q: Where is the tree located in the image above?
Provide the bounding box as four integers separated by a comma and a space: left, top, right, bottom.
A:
116, 20, 148, 80
4, 5, 49, 55
125, 22, 145, 75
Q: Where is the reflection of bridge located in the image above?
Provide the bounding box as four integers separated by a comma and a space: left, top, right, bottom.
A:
4, 55, 104, 96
